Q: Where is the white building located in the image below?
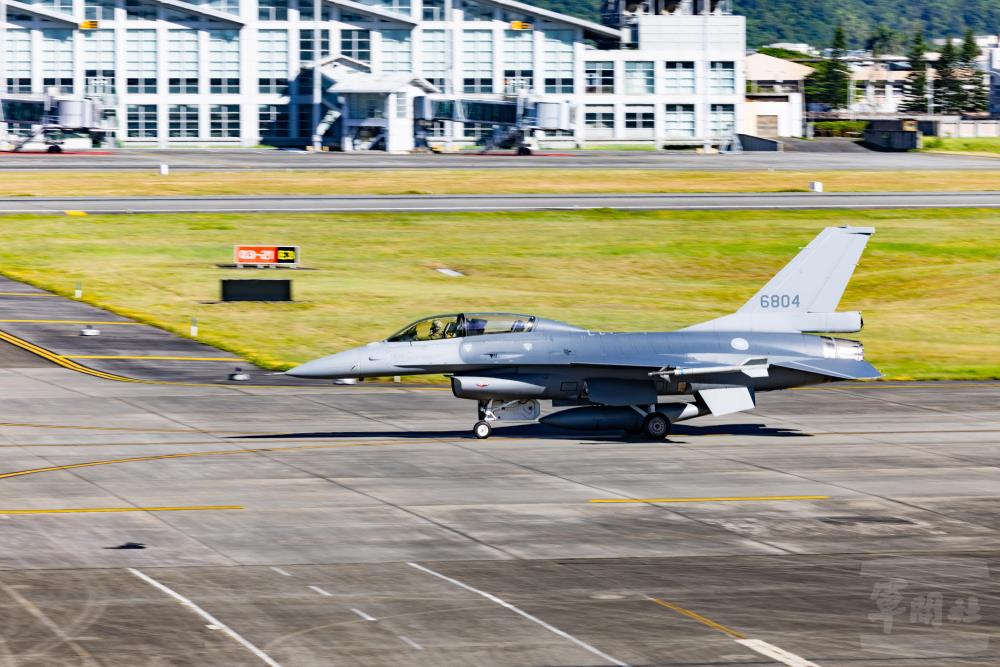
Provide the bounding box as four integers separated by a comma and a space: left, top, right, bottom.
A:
743, 52, 810, 137
0, 0, 746, 149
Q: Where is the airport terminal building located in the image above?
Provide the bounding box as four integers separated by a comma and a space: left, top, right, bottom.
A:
0, 0, 746, 150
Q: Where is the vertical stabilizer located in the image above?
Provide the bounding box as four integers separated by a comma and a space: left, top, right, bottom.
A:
684, 226, 874, 333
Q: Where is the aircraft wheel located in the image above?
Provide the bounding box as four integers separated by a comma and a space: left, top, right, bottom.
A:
473, 420, 493, 439
641, 412, 670, 440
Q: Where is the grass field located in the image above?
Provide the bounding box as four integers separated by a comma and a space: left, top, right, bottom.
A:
0, 208, 997, 380
1, 169, 999, 197
923, 137, 1000, 156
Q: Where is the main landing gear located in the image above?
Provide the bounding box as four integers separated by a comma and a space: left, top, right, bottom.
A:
471, 399, 541, 439
629, 405, 671, 440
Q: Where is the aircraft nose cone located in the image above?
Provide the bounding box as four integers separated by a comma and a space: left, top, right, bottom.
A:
286, 350, 361, 379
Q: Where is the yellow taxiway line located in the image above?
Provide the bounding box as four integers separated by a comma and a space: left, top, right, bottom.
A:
648, 597, 747, 639
590, 495, 829, 504
66, 355, 243, 362
0, 505, 242, 515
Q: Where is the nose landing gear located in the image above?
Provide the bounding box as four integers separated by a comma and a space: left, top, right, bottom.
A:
471, 399, 541, 439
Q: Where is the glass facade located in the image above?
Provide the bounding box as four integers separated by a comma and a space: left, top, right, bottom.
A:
585, 61, 614, 94
543, 29, 574, 93
258, 29, 290, 94
168, 30, 199, 94
382, 29, 413, 73
462, 29, 493, 93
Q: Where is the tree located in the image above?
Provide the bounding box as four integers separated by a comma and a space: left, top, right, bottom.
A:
900, 30, 930, 113
959, 29, 990, 112
866, 25, 899, 57
805, 24, 851, 108
934, 38, 964, 113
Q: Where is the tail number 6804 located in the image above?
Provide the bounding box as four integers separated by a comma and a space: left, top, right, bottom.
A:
760, 294, 800, 308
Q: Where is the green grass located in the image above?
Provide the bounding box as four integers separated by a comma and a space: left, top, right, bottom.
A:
0, 208, 997, 380
922, 137, 1000, 155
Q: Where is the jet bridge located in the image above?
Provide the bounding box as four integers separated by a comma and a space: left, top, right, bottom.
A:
0, 92, 114, 152
414, 97, 571, 154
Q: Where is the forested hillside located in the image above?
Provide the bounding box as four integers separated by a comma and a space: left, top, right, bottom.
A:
532, 0, 1000, 48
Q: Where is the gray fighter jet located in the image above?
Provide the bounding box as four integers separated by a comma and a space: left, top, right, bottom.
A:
288, 226, 880, 439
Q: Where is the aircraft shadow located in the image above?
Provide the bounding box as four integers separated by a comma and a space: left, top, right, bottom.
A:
230, 422, 806, 441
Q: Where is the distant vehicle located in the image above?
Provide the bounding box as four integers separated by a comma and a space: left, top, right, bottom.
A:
288, 227, 880, 439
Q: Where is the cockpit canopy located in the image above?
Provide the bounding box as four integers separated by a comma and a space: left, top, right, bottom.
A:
386, 313, 536, 342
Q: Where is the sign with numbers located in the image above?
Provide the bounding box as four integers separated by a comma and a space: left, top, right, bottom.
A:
80, 20, 100, 29
234, 245, 299, 268
509, 20, 533, 30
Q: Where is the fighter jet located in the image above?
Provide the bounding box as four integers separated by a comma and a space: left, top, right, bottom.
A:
287, 226, 880, 439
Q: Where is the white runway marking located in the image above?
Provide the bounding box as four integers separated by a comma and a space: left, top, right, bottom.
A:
308, 586, 333, 597
735, 639, 823, 667
128, 568, 282, 667
270, 567, 291, 577
407, 562, 629, 667
351, 608, 377, 621
398, 635, 423, 650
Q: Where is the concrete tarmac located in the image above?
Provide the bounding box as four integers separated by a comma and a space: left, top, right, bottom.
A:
0, 283, 998, 665
2, 147, 999, 171
4, 190, 1000, 215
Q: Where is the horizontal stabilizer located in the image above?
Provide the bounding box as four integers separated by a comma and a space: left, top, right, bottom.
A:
773, 358, 881, 380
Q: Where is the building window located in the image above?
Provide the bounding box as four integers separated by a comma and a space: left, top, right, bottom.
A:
664, 61, 695, 94
709, 61, 735, 94
42, 29, 74, 94
341, 29, 371, 63
421, 29, 448, 91
207, 0, 240, 13
624, 61, 653, 95
503, 29, 533, 93
83, 30, 116, 94
259, 104, 291, 138
462, 29, 493, 93
423, 0, 445, 20
258, 0, 288, 21
168, 29, 198, 94
543, 29, 574, 93
585, 61, 614, 94
125, 0, 156, 19
584, 105, 614, 129
298, 29, 329, 66
4, 29, 32, 93
125, 29, 157, 94
258, 29, 289, 94
84, 0, 116, 22
168, 104, 199, 138
297, 104, 314, 137
382, 29, 413, 73
298, 0, 315, 19
127, 104, 157, 138
395, 93, 408, 118
664, 103, 695, 137
462, 0, 493, 21
710, 103, 735, 137
347, 94, 385, 119
210, 104, 240, 137
425, 119, 447, 137
463, 122, 491, 139
209, 29, 240, 93
624, 104, 654, 128
376, 0, 411, 15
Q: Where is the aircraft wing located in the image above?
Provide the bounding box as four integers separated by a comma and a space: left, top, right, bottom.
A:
772, 358, 881, 380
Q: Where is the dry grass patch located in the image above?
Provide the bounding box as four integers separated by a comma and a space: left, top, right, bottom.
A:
1, 169, 999, 197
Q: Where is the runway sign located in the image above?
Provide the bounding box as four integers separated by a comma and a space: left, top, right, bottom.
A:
234, 245, 299, 268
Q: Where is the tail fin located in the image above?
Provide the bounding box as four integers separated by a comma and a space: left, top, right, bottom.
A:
685, 226, 874, 334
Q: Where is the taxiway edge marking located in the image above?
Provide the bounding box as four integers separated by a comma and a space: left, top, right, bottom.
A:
590, 495, 829, 504
407, 561, 629, 667
128, 568, 283, 667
